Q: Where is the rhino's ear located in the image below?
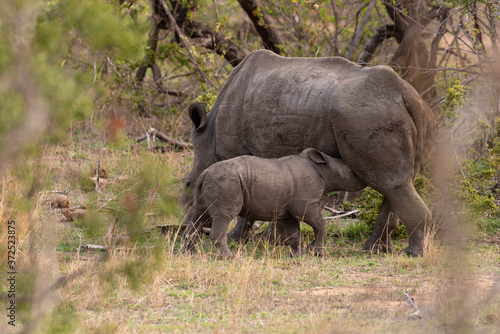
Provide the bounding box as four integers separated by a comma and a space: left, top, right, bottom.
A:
188, 102, 208, 131
306, 148, 328, 164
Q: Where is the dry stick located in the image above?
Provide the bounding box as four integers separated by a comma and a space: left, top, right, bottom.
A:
136, 127, 193, 150
95, 160, 100, 192
146, 130, 151, 150
213, 0, 220, 22
159, 0, 219, 91
323, 210, 360, 219
80, 243, 157, 251
347, 0, 376, 60
324, 206, 343, 214
95, 181, 141, 211
50, 205, 84, 212
403, 290, 423, 319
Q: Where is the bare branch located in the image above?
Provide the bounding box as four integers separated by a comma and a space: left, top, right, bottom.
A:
324, 210, 360, 220
136, 127, 192, 150
159, 0, 219, 91
404, 290, 423, 320
238, 0, 285, 54
348, 0, 376, 60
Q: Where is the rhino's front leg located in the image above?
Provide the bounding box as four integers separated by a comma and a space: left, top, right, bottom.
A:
292, 204, 326, 256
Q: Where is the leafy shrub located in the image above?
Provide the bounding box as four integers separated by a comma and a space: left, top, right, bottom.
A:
457, 142, 500, 218
443, 80, 470, 125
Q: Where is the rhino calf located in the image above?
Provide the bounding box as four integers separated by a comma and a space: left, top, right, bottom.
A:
183, 148, 365, 259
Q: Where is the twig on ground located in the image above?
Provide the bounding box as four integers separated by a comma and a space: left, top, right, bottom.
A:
324, 206, 343, 214
404, 290, 423, 320
51, 205, 84, 212
136, 127, 192, 150
324, 210, 360, 219
95, 161, 100, 192
144, 223, 187, 235
79, 243, 156, 251
95, 181, 141, 211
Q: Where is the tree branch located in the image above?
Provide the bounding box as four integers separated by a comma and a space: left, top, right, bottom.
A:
348, 0, 376, 60
238, 0, 285, 54
358, 24, 403, 65
156, 0, 247, 67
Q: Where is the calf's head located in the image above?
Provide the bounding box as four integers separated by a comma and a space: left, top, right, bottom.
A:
301, 148, 366, 193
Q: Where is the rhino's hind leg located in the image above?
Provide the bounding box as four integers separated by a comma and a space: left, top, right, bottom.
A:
362, 198, 400, 253
209, 213, 236, 259
386, 185, 430, 257
257, 219, 305, 256
227, 216, 253, 243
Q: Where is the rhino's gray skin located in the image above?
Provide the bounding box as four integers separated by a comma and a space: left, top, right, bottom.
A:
183, 148, 365, 259
185, 49, 436, 257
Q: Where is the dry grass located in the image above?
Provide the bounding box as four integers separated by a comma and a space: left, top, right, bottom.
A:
1, 138, 499, 334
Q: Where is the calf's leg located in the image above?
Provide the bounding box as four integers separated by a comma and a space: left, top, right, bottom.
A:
209, 212, 236, 259
290, 203, 327, 256
257, 219, 305, 256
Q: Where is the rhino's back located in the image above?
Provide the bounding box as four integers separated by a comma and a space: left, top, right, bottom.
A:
212, 50, 409, 160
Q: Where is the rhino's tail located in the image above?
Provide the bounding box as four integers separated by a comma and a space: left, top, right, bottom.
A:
402, 85, 437, 178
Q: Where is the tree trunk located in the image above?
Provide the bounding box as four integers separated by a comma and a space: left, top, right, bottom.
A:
238, 0, 285, 54
359, 0, 448, 104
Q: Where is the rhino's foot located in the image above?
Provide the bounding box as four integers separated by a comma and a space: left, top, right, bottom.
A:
256, 227, 281, 246
218, 250, 235, 260
362, 239, 394, 254
227, 220, 253, 244
181, 244, 198, 255
307, 244, 326, 257
402, 246, 423, 258
290, 245, 306, 257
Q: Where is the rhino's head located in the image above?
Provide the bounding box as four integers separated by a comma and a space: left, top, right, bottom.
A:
183, 103, 218, 203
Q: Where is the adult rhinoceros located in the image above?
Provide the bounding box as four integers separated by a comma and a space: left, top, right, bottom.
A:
184, 49, 436, 256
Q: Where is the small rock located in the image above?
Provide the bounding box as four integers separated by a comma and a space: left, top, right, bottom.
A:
70, 209, 86, 221
53, 212, 68, 223
63, 208, 86, 221
486, 313, 499, 324
408, 311, 423, 320
51, 194, 70, 209
113, 234, 131, 245
90, 177, 109, 188
91, 166, 108, 179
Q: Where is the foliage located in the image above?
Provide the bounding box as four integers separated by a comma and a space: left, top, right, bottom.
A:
354, 187, 409, 239
458, 141, 500, 218
443, 81, 471, 125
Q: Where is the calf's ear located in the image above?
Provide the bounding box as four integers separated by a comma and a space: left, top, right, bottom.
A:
188, 102, 208, 130
307, 149, 328, 164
